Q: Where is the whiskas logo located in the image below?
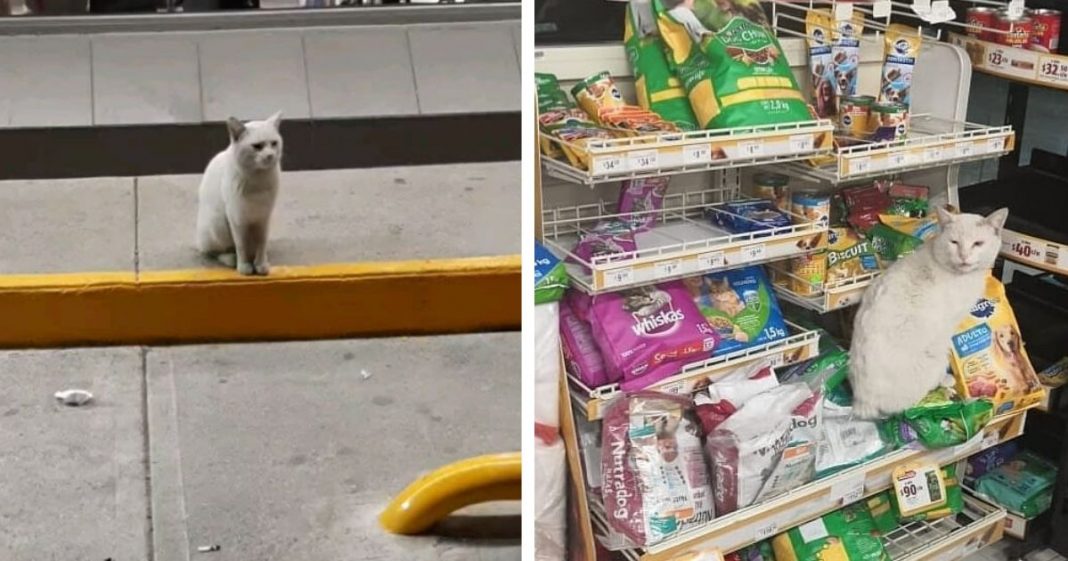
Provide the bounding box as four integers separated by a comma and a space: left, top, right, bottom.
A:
632, 308, 685, 337
971, 298, 996, 318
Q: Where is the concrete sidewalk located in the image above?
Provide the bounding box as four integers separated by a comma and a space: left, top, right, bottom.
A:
0, 333, 520, 561
0, 160, 519, 275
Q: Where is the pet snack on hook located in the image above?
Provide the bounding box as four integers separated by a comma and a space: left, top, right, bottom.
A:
832, 12, 865, 101
806, 10, 837, 118
878, 25, 923, 109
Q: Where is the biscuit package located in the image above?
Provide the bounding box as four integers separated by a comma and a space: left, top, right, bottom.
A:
805, 10, 837, 118
826, 227, 880, 285
878, 25, 922, 109
950, 276, 1045, 414
625, 0, 700, 131
832, 13, 865, 100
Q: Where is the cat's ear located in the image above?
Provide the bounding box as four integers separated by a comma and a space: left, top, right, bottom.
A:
266, 111, 283, 130
226, 117, 247, 143
984, 207, 1009, 234
936, 205, 955, 226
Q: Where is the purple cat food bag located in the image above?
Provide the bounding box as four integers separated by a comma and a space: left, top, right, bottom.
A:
560, 301, 615, 388
618, 177, 671, 231
568, 220, 638, 274
588, 281, 720, 392
601, 392, 715, 548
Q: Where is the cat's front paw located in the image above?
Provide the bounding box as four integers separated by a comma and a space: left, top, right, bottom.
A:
253, 262, 270, 276
237, 262, 255, 276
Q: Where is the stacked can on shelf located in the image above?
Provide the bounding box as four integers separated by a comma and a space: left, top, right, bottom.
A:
969, 6, 1062, 53
995, 10, 1034, 48
1031, 9, 1061, 53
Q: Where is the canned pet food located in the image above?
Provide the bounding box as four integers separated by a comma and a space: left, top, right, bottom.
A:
789, 252, 827, 296
752, 172, 791, 211
869, 102, 909, 142
839, 95, 874, 138
791, 190, 832, 227
995, 11, 1033, 48
1030, 9, 1061, 52
967, 7, 998, 41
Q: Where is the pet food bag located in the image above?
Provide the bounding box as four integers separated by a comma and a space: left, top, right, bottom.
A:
966, 441, 1020, 485
950, 276, 1045, 414
975, 451, 1057, 518
537, 72, 618, 170
900, 387, 994, 449
568, 220, 639, 274
684, 266, 790, 356
652, 0, 811, 129
625, 0, 700, 131
560, 301, 615, 388
826, 227, 880, 285
708, 200, 793, 234
878, 25, 922, 110
805, 10, 837, 118
816, 401, 892, 477
831, 13, 865, 100
535, 242, 569, 305
773, 503, 891, 561
694, 360, 779, 433
601, 392, 715, 548
618, 177, 672, 230
588, 281, 720, 391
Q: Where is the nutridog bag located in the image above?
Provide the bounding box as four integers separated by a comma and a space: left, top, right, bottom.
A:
601, 392, 715, 548
625, 0, 700, 131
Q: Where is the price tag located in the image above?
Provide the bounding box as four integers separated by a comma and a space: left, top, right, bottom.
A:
834, 1, 854, 21
987, 137, 1005, 153
923, 146, 944, 163
592, 155, 624, 175
1039, 56, 1068, 84
892, 463, 947, 517
739, 140, 765, 157
956, 142, 975, 158
832, 475, 867, 506
1010, 238, 1040, 261
740, 244, 767, 263
602, 267, 634, 289
628, 149, 659, 171
698, 251, 726, 270
684, 143, 713, 165
912, 0, 931, 15
887, 151, 908, 168
1007, 0, 1024, 18
768, 353, 786, 368
851, 157, 871, 175
981, 430, 1000, 450
655, 259, 682, 278
873, 0, 891, 18
754, 520, 779, 541
789, 134, 814, 152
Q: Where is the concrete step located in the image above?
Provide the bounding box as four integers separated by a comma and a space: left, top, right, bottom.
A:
0, 332, 519, 560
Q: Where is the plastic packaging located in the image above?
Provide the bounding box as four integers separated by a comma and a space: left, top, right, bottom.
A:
684, 266, 790, 356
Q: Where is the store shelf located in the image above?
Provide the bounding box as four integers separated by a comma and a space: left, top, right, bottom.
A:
540, 119, 835, 186
881, 492, 1006, 561
775, 116, 1014, 185
542, 190, 828, 295
950, 33, 1068, 92
568, 322, 821, 421
770, 263, 878, 313
600, 407, 1030, 561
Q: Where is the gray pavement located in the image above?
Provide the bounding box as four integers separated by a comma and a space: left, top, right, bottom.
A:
0, 333, 520, 561
0, 161, 519, 275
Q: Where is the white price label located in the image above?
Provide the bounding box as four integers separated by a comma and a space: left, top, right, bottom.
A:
684, 143, 713, 165
592, 155, 624, 175
740, 244, 767, 263
851, 157, 872, 175
655, 259, 682, 278
628, 149, 659, 171
892, 463, 947, 516
1038, 56, 1068, 84
698, 251, 726, 270
754, 521, 779, 541
873, 0, 891, 17
602, 267, 634, 288
887, 152, 908, 168
768, 353, 786, 368
923, 146, 944, 162
987, 137, 1006, 153
912, 0, 931, 14
832, 475, 867, 506
739, 140, 765, 157
981, 430, 1000, 450
1008, 0, 1024, 18
1009, 238, 1041, 261
956, 142, 975, 158
835, 1, 854, 21
789, 134, 814, 152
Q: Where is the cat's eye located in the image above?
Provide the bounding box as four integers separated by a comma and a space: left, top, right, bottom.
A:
974, 241, 985, 248
252, 142, 265, 150
270, 141, 279, 148
950, 240, 959, 246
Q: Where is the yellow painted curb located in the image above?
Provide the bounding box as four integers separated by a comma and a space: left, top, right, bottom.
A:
379, 452, 521, 535
0, 255, 519, 348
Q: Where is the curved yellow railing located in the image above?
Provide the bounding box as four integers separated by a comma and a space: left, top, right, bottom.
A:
379, 452, 522, 535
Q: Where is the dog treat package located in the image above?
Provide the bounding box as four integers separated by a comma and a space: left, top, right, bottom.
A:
826, 227, 880, 284
773, 502, 891, 561
883, 181, 930, 217
571, 71, 628, 121
708, 200, 794, 234
559, 300, 616, 389
625, 0, 700, 131
588, 281, 720, 391
890, 464, 965, 523
568, 220, 639, 274
878, 25, 922, 109
618, 177, 672, 230
869, 223, 925, 265
950, 276, 1045, 414
841, 183, 893, 233
601, 392, 715, 548
1038, 357, 1068, 388
652, 0, 811, 129
806, 10, 837, 118
537, 74, 617, 170
706, 382, 813, 514
831, 13, 865, 100
975, 451, 1058, 518
683, 266, 789, 357
966, 441, 1020, 486
900, 387, 994, 449
694, 360, 779, 433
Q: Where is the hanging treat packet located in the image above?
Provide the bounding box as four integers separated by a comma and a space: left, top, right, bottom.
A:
653, 0, 811, 129
559, 301, 615, 388
625, 0, 700, 131
950, 276, 1045, 414
773, 503, 891, 561
684, 266, 789, 356
618, 177, 672, 230
588, 281, 720, 391
806, 10, 837, 118
975, 451, 1057, 518
601, 392, 715, 548
831, 13, 865, 100
878, 25, 922, 109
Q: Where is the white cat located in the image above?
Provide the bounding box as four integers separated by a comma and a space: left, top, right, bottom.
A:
196, 112, 283, 276
849, 206, 1009, 419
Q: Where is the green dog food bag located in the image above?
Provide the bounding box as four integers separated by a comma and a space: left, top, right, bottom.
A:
902, 387, 994, 449
975, 451, 1058, 518
625, 0, 699, 131
773, 502, 891, 561
653, 0, 811, 129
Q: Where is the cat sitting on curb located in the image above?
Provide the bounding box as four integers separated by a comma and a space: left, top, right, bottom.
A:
196, 112, 283, 276
849, 206, 1009, 419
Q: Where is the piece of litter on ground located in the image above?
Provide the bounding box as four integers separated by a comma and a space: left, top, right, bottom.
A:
197, 545, 221, 553
54, 389, 93, 406
361, 369, 372, 380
